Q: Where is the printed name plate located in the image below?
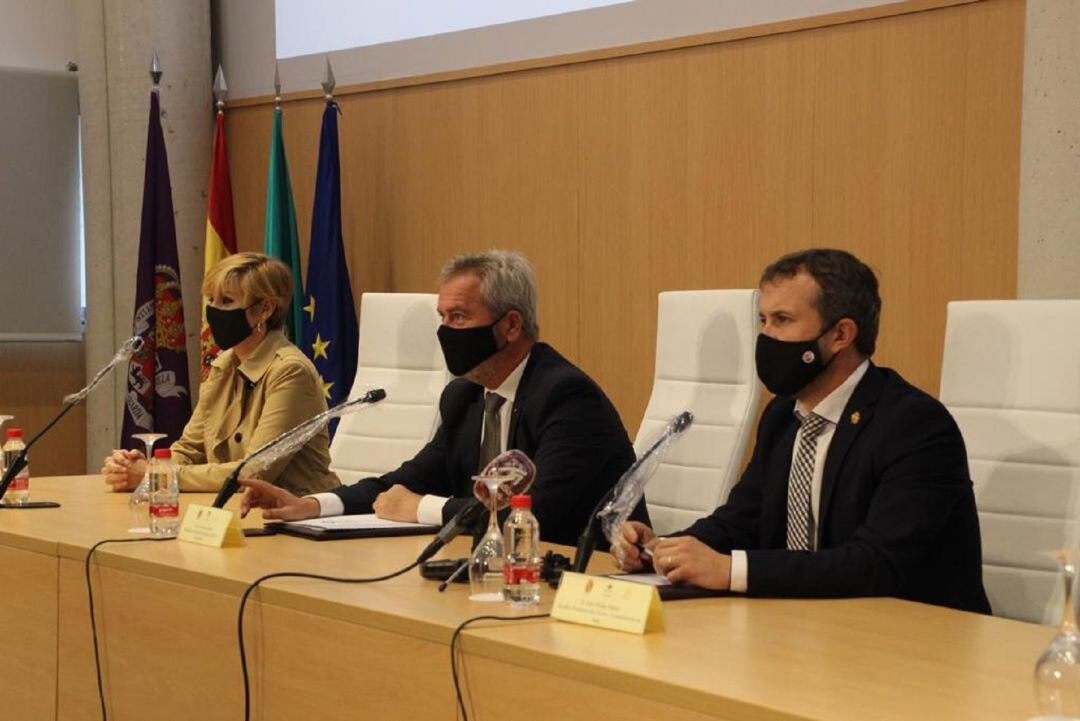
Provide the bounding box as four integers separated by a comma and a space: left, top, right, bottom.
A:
178, 504, 246, 548
551, 571, 664, 634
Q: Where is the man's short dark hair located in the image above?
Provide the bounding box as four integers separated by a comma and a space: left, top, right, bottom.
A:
760, 248, 881, 356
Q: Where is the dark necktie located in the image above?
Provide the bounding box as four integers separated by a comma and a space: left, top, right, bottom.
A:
786, 411, 829, 551
478, 392, 506, 471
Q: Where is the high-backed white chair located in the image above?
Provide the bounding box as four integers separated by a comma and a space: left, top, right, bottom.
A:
635, 290, 761, 535
940, 300, 1080, 624
330, 293, 448, 486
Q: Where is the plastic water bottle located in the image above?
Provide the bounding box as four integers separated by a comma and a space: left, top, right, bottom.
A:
2, 429, 30, 506
148, 448, 179, 538
503, 495, 541, 605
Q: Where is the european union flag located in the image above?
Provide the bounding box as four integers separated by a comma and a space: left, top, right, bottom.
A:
302, 101, 358, 438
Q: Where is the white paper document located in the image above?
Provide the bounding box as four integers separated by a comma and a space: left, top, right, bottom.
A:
607, 573, 672, 587
281, 514, 439, 532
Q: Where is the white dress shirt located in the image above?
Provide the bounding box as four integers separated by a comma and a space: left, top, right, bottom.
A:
728, 359, 869, 592
310, 354, 531, 522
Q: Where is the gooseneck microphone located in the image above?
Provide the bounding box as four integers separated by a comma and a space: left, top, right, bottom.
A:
569, 487, 618, 574
0, 336, 144, 502
211, 387, 387, 509
416, 449, 537, 564
570, 410, 694, 573
417, 499, 488, 564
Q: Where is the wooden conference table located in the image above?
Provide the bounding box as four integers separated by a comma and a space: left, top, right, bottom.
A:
0, 476, 1057, 721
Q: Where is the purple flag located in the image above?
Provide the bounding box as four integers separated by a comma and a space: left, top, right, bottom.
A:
121, 90, 192, 449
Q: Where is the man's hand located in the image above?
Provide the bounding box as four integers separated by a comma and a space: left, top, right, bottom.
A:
372, 484, 422, 522
238, 478, 321, 521
101, 449, 145, 491
611, 521, 657, 572
652, 535, 731, 590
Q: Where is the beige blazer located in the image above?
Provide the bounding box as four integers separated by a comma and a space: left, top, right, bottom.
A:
170, 329, 340, 495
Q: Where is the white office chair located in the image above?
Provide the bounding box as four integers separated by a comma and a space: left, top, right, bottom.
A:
635, 290, 761, 536
330, 293, 449, 486
940, 300, 1080, 624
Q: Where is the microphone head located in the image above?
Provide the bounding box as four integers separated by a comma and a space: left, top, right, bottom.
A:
363, 387, 387, 403
670, 410, 694, 435
212, 471, 240, 509
472, 449, 536, 510
123, 335, 145, 356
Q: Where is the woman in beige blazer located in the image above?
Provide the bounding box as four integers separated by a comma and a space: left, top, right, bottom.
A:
101, 253, 340, 495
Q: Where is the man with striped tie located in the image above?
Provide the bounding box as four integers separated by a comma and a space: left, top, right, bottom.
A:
615, 249, 991, 614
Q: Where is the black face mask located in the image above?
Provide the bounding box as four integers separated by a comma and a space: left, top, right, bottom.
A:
437, 316, 505, 377
206, 304, 256, 351
755, 327, 835, 397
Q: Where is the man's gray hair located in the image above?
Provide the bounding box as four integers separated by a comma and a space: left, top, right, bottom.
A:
439, 250, 540, 339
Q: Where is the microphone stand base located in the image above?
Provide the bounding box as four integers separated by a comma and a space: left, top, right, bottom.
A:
420, 557, 469, 583
542, 550, 572, 588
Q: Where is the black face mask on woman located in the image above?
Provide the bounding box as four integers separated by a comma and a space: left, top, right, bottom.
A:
206, 304, 257, 351
437, 315, 506, 377
754, 325, 836, 397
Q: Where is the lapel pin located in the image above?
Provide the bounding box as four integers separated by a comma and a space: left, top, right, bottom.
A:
850, 411, 861, 426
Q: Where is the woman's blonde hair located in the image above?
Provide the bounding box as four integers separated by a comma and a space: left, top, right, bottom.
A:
202, 252, 293, 330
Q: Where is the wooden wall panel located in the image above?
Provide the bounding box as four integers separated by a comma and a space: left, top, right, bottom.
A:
0, 545, 58, 721
227, 0, 1024, 433
0, 342, 86, 476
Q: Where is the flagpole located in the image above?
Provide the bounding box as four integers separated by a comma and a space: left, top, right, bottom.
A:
199, 65, 238, 379
264, 62, 305, 344
121, 50, 194, 448
302, 55, 359, 439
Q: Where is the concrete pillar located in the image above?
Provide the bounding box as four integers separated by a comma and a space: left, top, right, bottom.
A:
1018, 0, 1080, 299
77, 0, 211, 470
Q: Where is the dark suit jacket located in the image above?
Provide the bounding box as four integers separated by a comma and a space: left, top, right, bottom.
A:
680, 364, 991, 614
332, 342, 640, 546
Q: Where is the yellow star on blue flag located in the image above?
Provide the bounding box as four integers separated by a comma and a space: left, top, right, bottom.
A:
311, 333, 330, 360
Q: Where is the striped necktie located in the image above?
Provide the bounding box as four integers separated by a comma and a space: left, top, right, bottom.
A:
786, 411, 829, 551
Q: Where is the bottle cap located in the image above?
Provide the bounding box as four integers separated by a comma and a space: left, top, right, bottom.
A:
510, 494, 531, 509
153, 448, 172, 459
6, 428, 23, 438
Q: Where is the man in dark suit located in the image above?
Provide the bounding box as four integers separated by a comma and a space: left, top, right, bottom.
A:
616, 249, 990, 614
240, 250, 637, 546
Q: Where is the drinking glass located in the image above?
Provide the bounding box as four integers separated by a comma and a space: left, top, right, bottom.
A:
1035, 549, 1080, 718
128, 433, 166, 533
467, 476, 506, 602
